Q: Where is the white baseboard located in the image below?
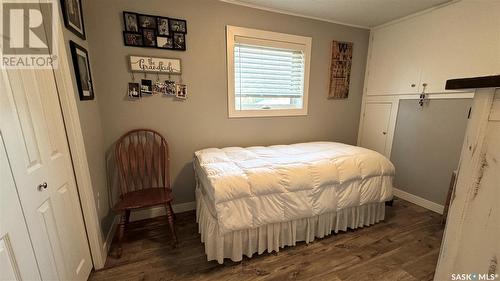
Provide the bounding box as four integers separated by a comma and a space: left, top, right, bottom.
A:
393, 188, 444, 214
129, 201, 196, 222
100, 215, 120, 268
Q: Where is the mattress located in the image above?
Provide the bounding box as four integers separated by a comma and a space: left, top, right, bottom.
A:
194, 142, 394, 234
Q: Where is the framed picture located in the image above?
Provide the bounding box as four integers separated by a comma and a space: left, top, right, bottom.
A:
157, 36, 173, 49
140, 79, 153, 95
123, 32, 143, 46
153, 81, 167, 95
173, 33, 186, 50
138, 14, 156, 29
128, 82, 141, 98
165, 81, 176, 95
328, 41, 353, 99
69, 41, 94, 100
169, 18, 187, 33
61, 0, 86, 39
142, 29, 156, 47
157, 17, 169, 36
175, 84, 187, 99
123, 12, 139, 32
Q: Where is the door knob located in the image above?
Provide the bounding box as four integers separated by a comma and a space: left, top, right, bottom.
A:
37, 182, 48, 191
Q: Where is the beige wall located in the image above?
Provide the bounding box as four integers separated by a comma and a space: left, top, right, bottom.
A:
61, 1, 114, 238
85, 0, 370, 204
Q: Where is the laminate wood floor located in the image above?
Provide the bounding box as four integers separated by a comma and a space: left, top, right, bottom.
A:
90, 198, 444, 281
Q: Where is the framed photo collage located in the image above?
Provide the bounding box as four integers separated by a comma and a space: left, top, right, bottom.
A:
123, 11, 187, 50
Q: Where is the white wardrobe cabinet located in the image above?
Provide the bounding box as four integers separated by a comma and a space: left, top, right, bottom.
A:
365, 16, 423, 96
365, 1, 500, 96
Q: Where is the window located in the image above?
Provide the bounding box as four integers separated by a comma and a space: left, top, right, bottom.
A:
226, 26, 312, 118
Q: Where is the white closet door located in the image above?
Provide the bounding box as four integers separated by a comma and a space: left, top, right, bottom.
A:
1, 133, 41, 281
0, 63, 93, 281
359, 103, 392, 155
0, 17, 92, 278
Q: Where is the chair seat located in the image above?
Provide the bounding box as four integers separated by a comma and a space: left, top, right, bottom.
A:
113, 188, 173, 211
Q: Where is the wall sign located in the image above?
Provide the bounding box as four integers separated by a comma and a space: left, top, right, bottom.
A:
129, 56, 181, 74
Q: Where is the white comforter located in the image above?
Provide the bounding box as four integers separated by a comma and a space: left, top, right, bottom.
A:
194, 142, 394, 234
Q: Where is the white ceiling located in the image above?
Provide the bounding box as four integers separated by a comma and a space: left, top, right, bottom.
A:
221, 0, 452, 28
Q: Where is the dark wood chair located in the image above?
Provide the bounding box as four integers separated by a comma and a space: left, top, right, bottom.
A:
114, 129, 177, 257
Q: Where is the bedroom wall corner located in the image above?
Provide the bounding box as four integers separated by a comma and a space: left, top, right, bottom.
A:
84, 0, 370, 207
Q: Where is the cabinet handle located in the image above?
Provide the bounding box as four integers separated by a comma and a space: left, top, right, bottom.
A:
422, 83, 428, 87
382, 132, 387, 135
411, 84, 416, 88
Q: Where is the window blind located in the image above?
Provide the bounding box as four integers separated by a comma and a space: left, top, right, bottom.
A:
234, 43, 305, 110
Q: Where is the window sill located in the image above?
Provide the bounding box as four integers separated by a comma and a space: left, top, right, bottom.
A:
228, 108, 308, 118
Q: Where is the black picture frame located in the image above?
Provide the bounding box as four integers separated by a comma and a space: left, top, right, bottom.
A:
123, 11, 139, 32
142, 29, 157, 47
169, 18, 187, 33
157, 17, 170, 36
156, 36, 173, 49
173, 33, 186, 50
138, 14, 157, 29
122, 11, 187, 51
69, 41, 94, 101
60, 0, 86, 39
123, 32, 143, 47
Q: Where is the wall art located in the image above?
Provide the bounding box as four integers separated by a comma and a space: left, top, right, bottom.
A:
328, 40, 353, 99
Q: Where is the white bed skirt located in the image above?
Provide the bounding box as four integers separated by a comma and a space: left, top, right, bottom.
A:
196, 188, 386, 264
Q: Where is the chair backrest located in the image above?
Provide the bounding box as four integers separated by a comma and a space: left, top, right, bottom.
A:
115, 129, 170, 196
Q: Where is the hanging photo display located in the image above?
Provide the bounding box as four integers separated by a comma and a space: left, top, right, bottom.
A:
128, 82, 141, 98
175, 84, 187, 99
140, 79, 153, 95
153, 81, 168, 95
165, 80, 176, 96
123, 11, 187, 50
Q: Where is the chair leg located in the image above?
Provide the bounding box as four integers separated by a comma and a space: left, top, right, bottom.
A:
116, 212, 126, 258
165, 203, 177, 245
125, 210, 131, 228
169, 204, 176, 221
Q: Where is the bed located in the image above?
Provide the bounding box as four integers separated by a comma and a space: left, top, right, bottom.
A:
194, 142, 394, 263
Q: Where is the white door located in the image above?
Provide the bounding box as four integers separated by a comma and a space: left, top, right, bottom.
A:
1, 134, 41, 281
359, 102, 392, 155
0, 54, 92, 281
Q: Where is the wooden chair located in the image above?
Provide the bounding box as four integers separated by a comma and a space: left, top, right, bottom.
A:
114, 129, 177, 257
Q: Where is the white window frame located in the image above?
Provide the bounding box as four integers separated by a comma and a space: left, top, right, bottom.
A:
226, 25, 312, 118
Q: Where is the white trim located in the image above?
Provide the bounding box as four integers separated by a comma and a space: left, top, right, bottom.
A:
393, 188, 444, 214
219, 0, 369, 30
129, 201, 196, 222
226, 25, 311, 118
364, 92, 474, 101
52, 21, 105, 268
371, 0, 461, 30
102, 216, 120, 255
